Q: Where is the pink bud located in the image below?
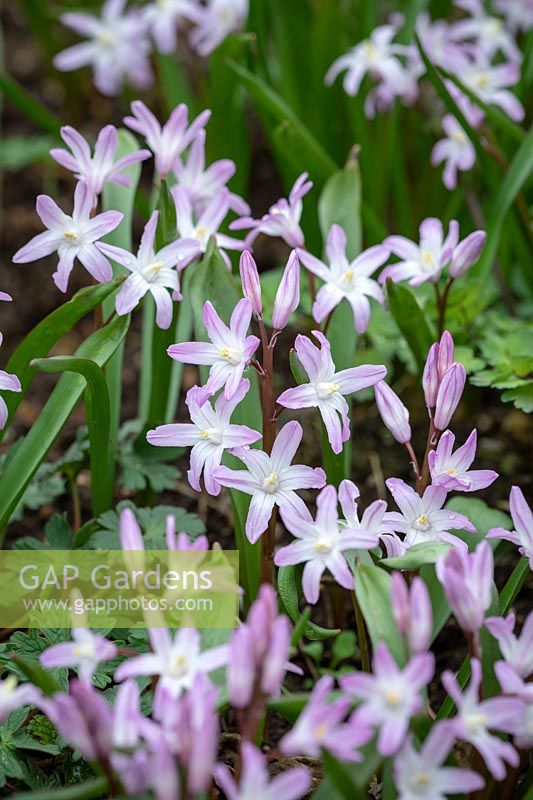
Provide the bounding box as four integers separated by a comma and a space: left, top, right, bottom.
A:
272, 250, 300, 330
119, 508, 144, 550
391, 572, 410, 636
239, 250, 262, 316
227, 624, 255, 708
437, 331, 454, 380
422, 343, 440, 408
260, 615, 291, 697
375, 381, 411, 444
409, 577, 432, 653
434, 363, 466, 430
450, 230, 486, 278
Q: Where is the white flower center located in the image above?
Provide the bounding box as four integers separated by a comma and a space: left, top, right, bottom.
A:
485, 18, 503, 37
168, 653, 189, 677
363, 40, 378, 63
313, 537, 333, 553
339, 269, 355, 290
415, 513, 430, 531
472, 72, 490, 91
97, 29, 117, 48
262, 472, 279, 493
452, 129, 468, 145
73, 642, 95, 660
445, 468, 458, 476
219, 346, 242, 365
194, 225, 209, 247
143, 261, 164, 282
317, 382, 340, 400
464, 712, 488, 732
420, 249, 436, 272
63, 229, 80, 243
384, 689, 403, 707
0, 675, 18, 699
200, 428, 223, 445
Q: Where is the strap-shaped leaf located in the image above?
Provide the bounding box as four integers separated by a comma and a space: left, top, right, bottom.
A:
354, 561, 405, 664
1, 279, 121, 436
31, 356, 112, 516
278, 565, 340, 641
11, 778, 108, 800
0, 315, 129, 539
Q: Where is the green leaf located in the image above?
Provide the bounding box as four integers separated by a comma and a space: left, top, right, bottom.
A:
11, 777, 108, 800
1, 280, 121, 436
318, 149, 362, 259
226, 59, 338, 181
385, 280, 434, 370
0, 315, 129, 540
474, 127, 533, 286
381, 541, 451, 570
321, 749, 376, 800
85, 501, 204, 549
10, 656, 61, 698
30, 356, 113, 516
0, 73, 61, 136
0, 135, 55, 171
446, 497, 511, 539
278, 565, 339, 641
353, 561, 405, 664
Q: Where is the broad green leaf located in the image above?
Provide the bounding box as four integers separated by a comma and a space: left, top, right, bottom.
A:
446, 497, 512, 539
385, 279, 434, 370
380, 541, 451, 570
278, 565, 340, 641
0, 315, 129, 540
1, 280, 121, 436
268, 692, 314, 724
354, 561, 405, 664
31, 356, 112, 516
318, 150, 362, 259
155, 51, 197, 115
0, 135, 55, 171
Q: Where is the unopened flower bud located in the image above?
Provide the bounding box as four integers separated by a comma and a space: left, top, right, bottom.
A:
375, 381, 411, 444
391, 572, 410, 636
227, 624, 255, 708
437, 331, 454, 380
272, 250, 300, 330
434, 363, 466, 430
450, 230, 486, 278
239, 250, 262, 316
423, 343, 440, 408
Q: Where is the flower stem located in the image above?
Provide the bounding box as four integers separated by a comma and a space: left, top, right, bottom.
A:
258, 319, 277, 586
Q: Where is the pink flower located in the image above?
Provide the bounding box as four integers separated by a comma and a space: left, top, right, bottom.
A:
431, 115, 476, 190
167, 298, 260, 399
450, 0, 522, 63
487, 485, 533, 568
374, 381, 411, 444
189, 0, 249, 57
50, 125, 150, 197
166, 515, 209, 551
54, 0, 153, 96
443, 658, 522, 780
147, 379, 261, 495
40, 628, 117, 683
391, 572, 433, 654
215, 742, 311, 800
228, 584, 296, 707
143, 0, 203, 54
98, 210, 200, 329
115, 627, 228, 714
394, 721, 484, 800
381, 218, 459, 286
276, 484, 379, 604
494, 0, 533, 34
278, 330, 386, 454
422, 331, 455, 409
436, 541, 493, 634
280, 675, 372, 760
459, 58, 524, 121
495, 661, 533, 749
231, 173, 312, 249
485, 611, 533, 679
0, 676, 40, 723
173, 185, 244, 263
326, 23, 415, 117
341, 643, 435, 756
124, 101, 210, 177
13, 182, 122, 292
213, 420, 326, 543
338, 479, 391, 540
297, 224, 389, 332
429, 429, 498, 492
174, 130, 250, 215
382, 478, 475, 555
